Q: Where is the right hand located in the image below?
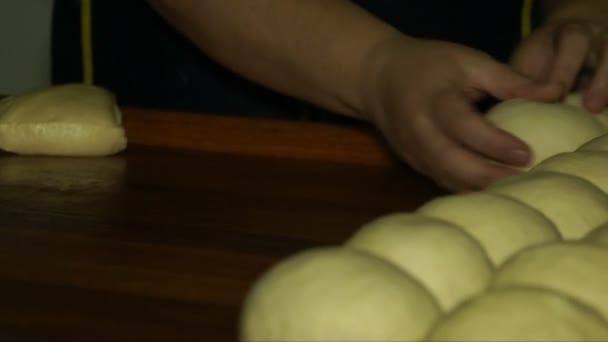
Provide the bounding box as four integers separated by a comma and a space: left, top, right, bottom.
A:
360, 36, 563, 192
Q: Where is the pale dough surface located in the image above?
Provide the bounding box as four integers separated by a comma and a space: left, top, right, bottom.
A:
429, 287, 608, 342
346, 213, 493, 311
487, 171, 608, 239
532, 151, 608, 194
0, 83, 127, 156
564, 92, 608, 129
579, 134, 608, 152
494, 242, 608, 322
585, 223, 608, 247
486, 99, 605, 167
418, 192, 561, 266
239, 247, 440, 342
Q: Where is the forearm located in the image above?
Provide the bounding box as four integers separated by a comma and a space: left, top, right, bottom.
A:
148, 0, 403, 119
539, 0, 608, 24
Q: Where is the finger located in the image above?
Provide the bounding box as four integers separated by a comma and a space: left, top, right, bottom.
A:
548, 22, 593, 91
406, 114, 520, 192
472, 57, 564, 102
432, 91, 531, 167
429, 133, 521, 192
584, 40, 608, 112
510, 30, 555, 81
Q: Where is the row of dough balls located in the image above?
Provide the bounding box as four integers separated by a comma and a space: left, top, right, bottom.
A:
240, 95, 608, 342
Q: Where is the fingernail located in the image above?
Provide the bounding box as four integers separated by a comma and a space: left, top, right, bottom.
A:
509, 149, 531, 166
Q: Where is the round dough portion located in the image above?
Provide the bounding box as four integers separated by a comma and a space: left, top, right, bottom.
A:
346, 213, 493, 311
486, 99, 604, 167
579, 134, 608, 152
487, 171, 608, 239
494, 242, 608, 322
564, 92, 608, 129
239, 247, 440, 342
585, 223, 608, 247
532, 151, 608, 193
418, 192, 561, 266
429, 287, 608, 342
0, 83, 127, 156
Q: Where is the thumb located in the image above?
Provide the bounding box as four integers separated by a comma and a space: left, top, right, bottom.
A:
475, 59, 564, 102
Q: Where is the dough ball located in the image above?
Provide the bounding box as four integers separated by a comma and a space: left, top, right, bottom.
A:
532, 151, 608, 194
418, 192, 561, 266
486, 99, 604, 167
564, 92, 608, 129
585, 223, 608, 247
239, 247, 440, 342
346, 213, 493, 311
494, 242, 608, 322
487, 171, 608, 239
429, 287, 608, 342
0, 83, 127, 156
579, 134, 608, 152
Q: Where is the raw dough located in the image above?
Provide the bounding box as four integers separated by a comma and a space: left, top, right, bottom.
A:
493, 242, 608, 322
417, 192, 561, 265
429, 287, 608, 342
0, 83, 127, 156
579, 134, 608, 152
487, 171, 608, 239
532, 151, 608, 194
486, 99, 604, 167
585, 223, 608, 247
346, 213, 493, 311
564, 92, 608, 129
239, 247, 440, 342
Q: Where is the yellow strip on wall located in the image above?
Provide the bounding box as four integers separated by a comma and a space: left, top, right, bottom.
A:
521, 0, 534, 39
81, 0, 94, 84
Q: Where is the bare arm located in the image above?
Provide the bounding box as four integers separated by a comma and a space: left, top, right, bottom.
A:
147, 0, 404, 119
149, 0, 562, 192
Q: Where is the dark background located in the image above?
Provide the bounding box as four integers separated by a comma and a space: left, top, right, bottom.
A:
52, 1, 535, 122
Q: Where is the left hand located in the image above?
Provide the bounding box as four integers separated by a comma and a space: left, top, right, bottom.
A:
511, 18, 608, 112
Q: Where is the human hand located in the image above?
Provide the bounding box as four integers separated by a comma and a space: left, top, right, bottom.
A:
511, 18, 608, 113
361, 37, 562, 192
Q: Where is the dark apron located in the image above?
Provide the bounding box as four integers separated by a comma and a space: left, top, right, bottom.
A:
52, 1, 537, 122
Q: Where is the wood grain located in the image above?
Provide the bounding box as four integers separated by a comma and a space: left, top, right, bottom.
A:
0, 110, 443, 341
122, 108, 395, 167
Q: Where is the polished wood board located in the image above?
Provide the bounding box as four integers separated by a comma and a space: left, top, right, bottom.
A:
0, 109, 443, 341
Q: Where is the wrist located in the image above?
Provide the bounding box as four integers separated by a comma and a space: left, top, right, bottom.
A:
357, 33, 421, 124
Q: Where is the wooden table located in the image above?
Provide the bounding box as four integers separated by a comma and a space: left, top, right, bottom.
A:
0, 108, 444, 341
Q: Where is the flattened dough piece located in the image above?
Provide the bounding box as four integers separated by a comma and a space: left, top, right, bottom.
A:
0, 83, 127, 156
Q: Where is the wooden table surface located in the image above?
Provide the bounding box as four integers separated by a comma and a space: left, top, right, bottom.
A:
0, 108, 444, 341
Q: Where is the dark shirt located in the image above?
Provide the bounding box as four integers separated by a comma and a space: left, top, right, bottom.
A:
52, 1, 537, 122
